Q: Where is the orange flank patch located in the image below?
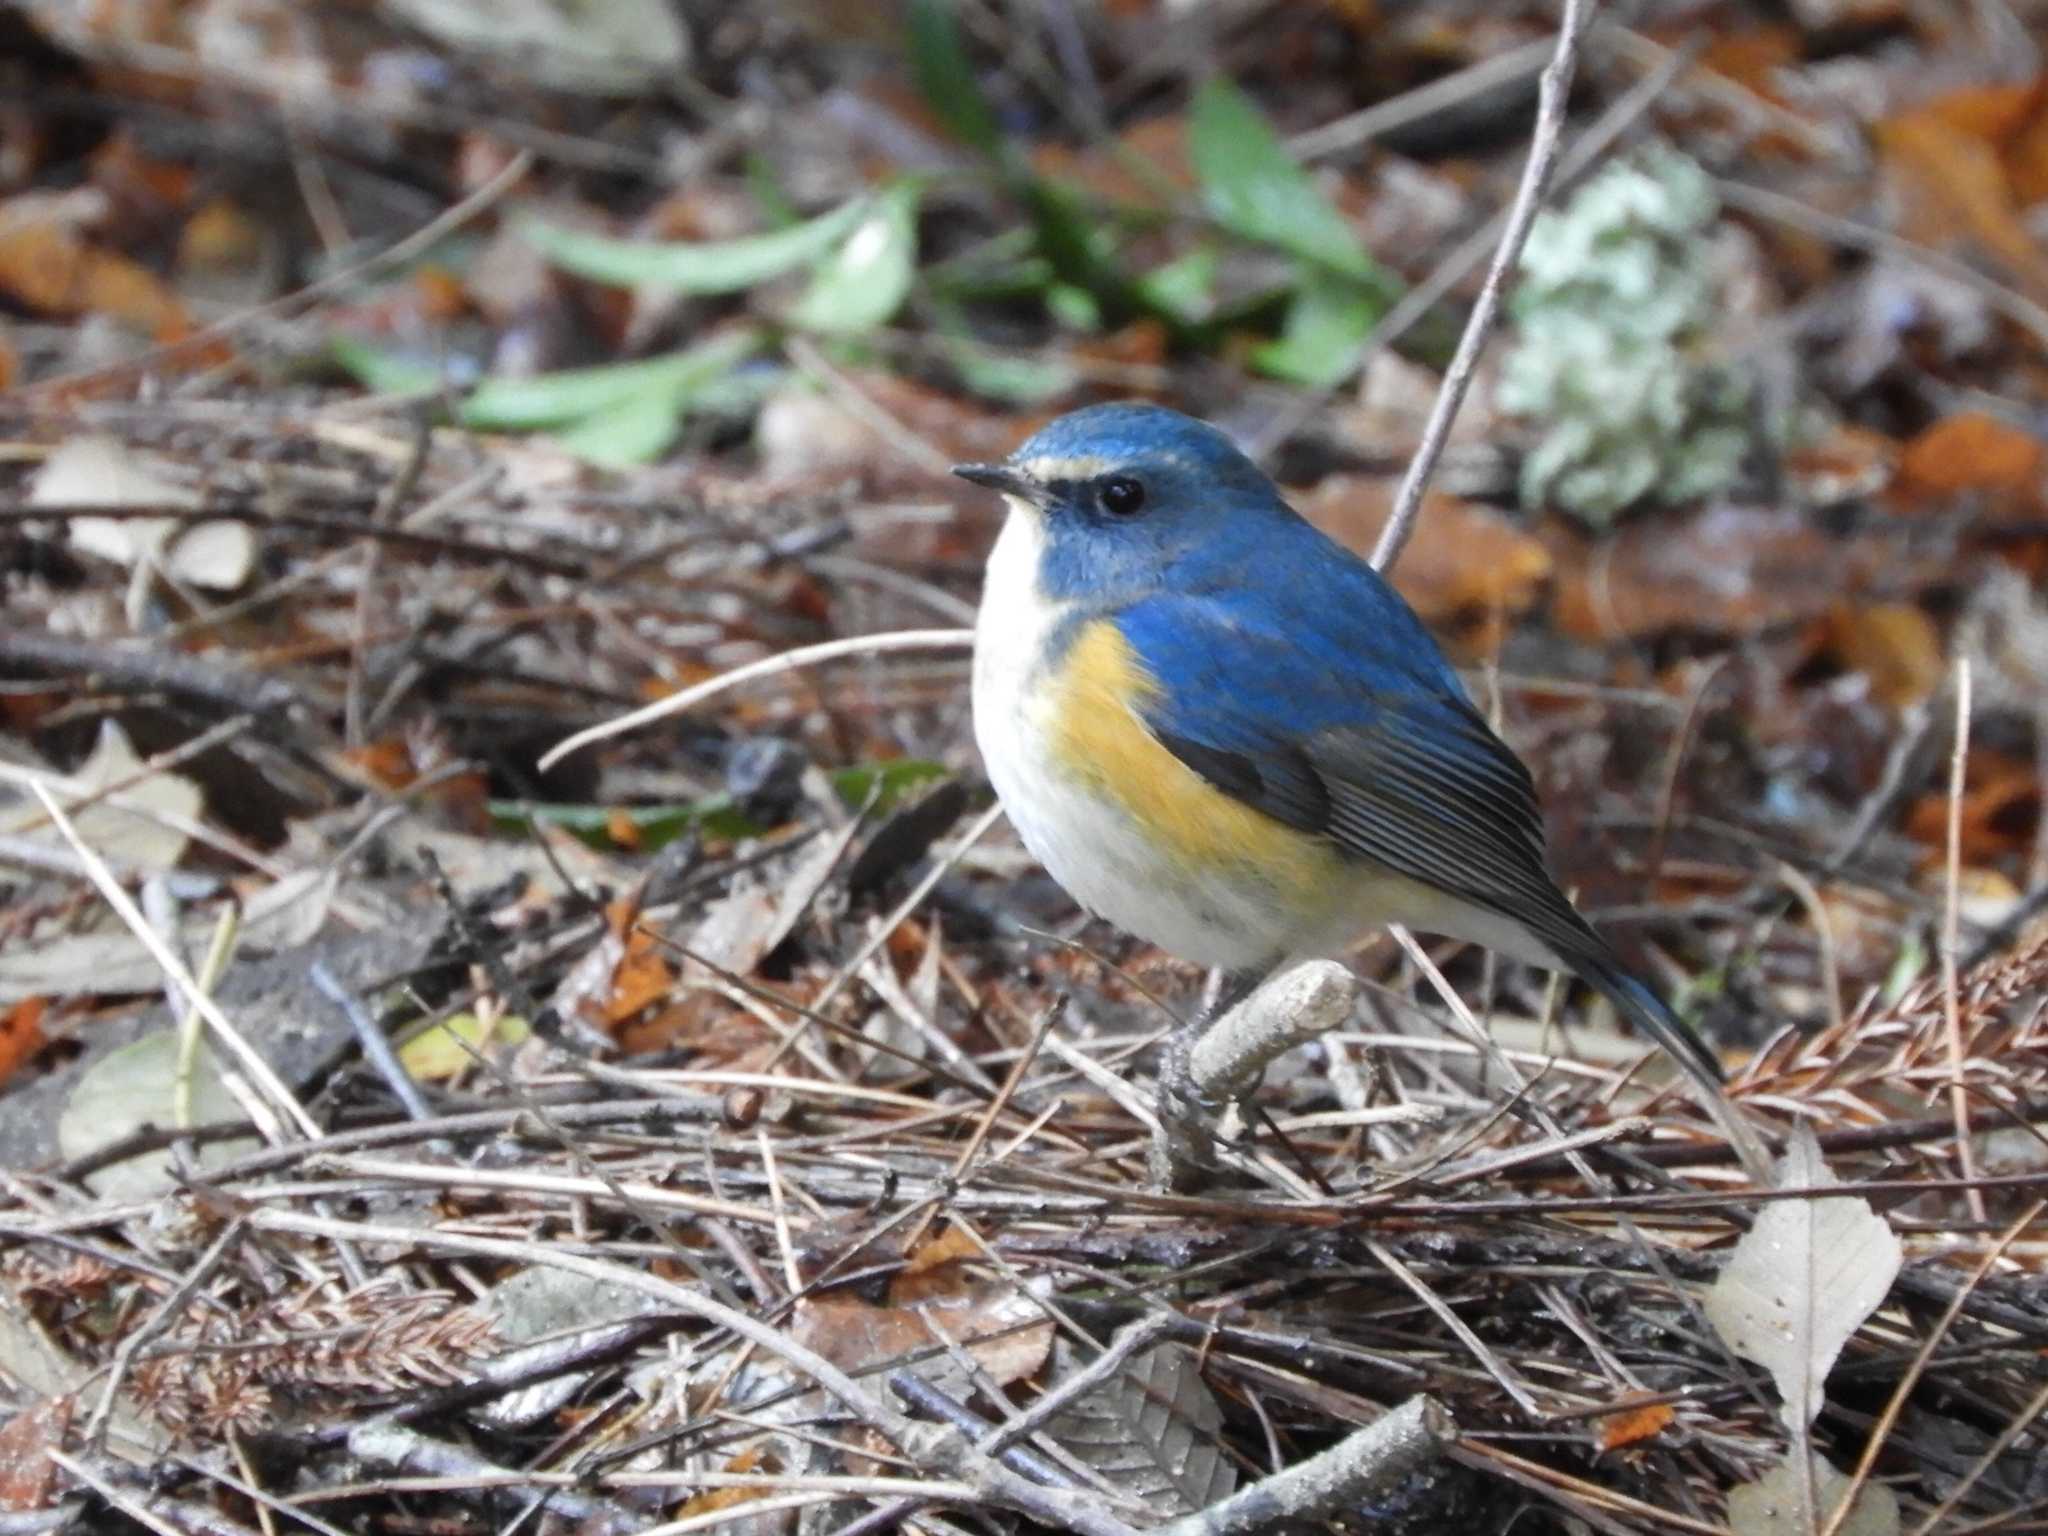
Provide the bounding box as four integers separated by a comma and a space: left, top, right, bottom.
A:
1045, 619, 1339, 895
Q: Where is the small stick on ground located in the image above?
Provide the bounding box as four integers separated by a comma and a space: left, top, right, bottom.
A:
1941, 658, 1986, 1227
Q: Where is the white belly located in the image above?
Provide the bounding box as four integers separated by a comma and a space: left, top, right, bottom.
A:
971, 507, 1296, 970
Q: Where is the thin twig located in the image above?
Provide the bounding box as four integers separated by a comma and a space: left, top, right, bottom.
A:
310, 961, 433, 1122
1942, 659, 1986, 1227
1367, 1239, 1544, 1418
1253, 27, 1686, 468
23, 150, 534, 400
1371, 0, 1595, 573
29, 782, 318, 1141
1155, 1396, 1452, 1536
537, 629, 973, 772
243, 1208, 1140, 1536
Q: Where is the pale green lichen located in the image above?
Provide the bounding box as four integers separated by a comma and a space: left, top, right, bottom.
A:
1499, 145, 1753, 523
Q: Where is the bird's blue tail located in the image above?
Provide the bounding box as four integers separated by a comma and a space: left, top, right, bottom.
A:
1572, 951, 1723, 1091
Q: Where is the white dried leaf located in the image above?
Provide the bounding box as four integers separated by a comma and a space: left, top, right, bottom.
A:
0, 928, 164, 1002
163, 516, 256, 590
379, 0, 688, 94
57, 1030, 260, 1198
1724, 1451, 1901, 1536
32, 435, 252, 589
2, 720, 202, 872
1704, 1126, 1903, 1432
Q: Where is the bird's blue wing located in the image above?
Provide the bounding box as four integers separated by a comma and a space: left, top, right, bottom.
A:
1113, 572, 1593, 963
1114, 562, 1726, 1085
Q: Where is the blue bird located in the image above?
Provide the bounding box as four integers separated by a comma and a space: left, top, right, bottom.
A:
955, 401, 1723, 1092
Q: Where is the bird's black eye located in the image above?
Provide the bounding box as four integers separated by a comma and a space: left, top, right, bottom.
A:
1098, 475, 1146, 517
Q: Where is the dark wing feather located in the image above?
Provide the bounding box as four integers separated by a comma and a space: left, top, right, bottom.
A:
1165, 683, 1602, 963
1115, 587, 1722, 1085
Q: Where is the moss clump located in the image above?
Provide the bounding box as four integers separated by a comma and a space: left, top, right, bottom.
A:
1498, 145, 1752, 522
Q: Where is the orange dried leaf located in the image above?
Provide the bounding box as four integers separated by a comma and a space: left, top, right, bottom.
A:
605, 808, 643, 851
1825, 602, 1945, 711
412, 263, 467, 322
675, 1448, 771, 1517
1902, 748, 2041, 862
675, 1484, 768, 1519
0, 1394, 71, 1510
343, 738, 421, 791
1599, 1400, 1674, 1451
1914, 81, 2044, 146
603, 931, 676, 1025
893, 1224, 982, 1299
1695, 28, 1800, 105
1892, 413, 2045, 521
0, 217, 190, 337
177, 198, 263, 272
602, 895, 642, 940
0, 998, 45, 1089
2004, 87, 2048, 207
1876, 107, 2048, 296
89, 130, 195, 211
1301, 479, 1551, 655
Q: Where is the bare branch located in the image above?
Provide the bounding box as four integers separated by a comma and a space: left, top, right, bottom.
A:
1371, 0, 1595, 573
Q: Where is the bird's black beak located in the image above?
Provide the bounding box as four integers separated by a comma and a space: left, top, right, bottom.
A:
953, 462, 1047, 505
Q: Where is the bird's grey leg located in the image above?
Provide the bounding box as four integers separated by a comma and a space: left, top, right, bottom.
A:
1164, 966, 1271, 1104
1152, 962, 1276, 1189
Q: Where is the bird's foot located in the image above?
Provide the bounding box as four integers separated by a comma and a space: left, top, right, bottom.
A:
1149, 970, 1266, 1190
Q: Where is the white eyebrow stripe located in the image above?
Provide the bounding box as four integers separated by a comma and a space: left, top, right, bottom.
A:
1015, 454, 1113, 480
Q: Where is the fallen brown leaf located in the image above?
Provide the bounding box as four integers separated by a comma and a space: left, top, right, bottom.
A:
1547, 504, 1942, 642
1300, 478, 1551, 656
0, 202, 189, 336
0, 1394, 70, 1510
794, 1286, 1053, 1388
1598, 1400, 1674, 1452
1890, 412, 2046, 525
0, 998, 45, 1092
1823, 601, 1945, 712
1877, 95, 2048, 298
1903, 747, 2040, 864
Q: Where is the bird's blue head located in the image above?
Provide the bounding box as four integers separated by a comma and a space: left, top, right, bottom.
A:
954, 403, 1298, 604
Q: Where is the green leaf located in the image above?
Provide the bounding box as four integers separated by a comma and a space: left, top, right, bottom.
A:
493, 797, 762, 848
398, 1011, 531, 1081
547, 387, 688, 466
329, 336, 445, 397
490, 761, 948, 851
906, 0, 1002, 156
1046, 282, 1102, 332
1135, 244, 1219, 323
459, 329, 761, 430
331, 330, 762, 466
946, 340, 1075, 404
522, 198, 869, 293
1024, 175, 1138, 321
788, 182, 920, 334
1251, 264, 1380, 386
828, 759, 950, 811
1189, 78, 1392, 292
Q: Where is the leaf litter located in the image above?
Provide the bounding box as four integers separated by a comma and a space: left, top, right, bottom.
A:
1, 2, 2047, 1533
